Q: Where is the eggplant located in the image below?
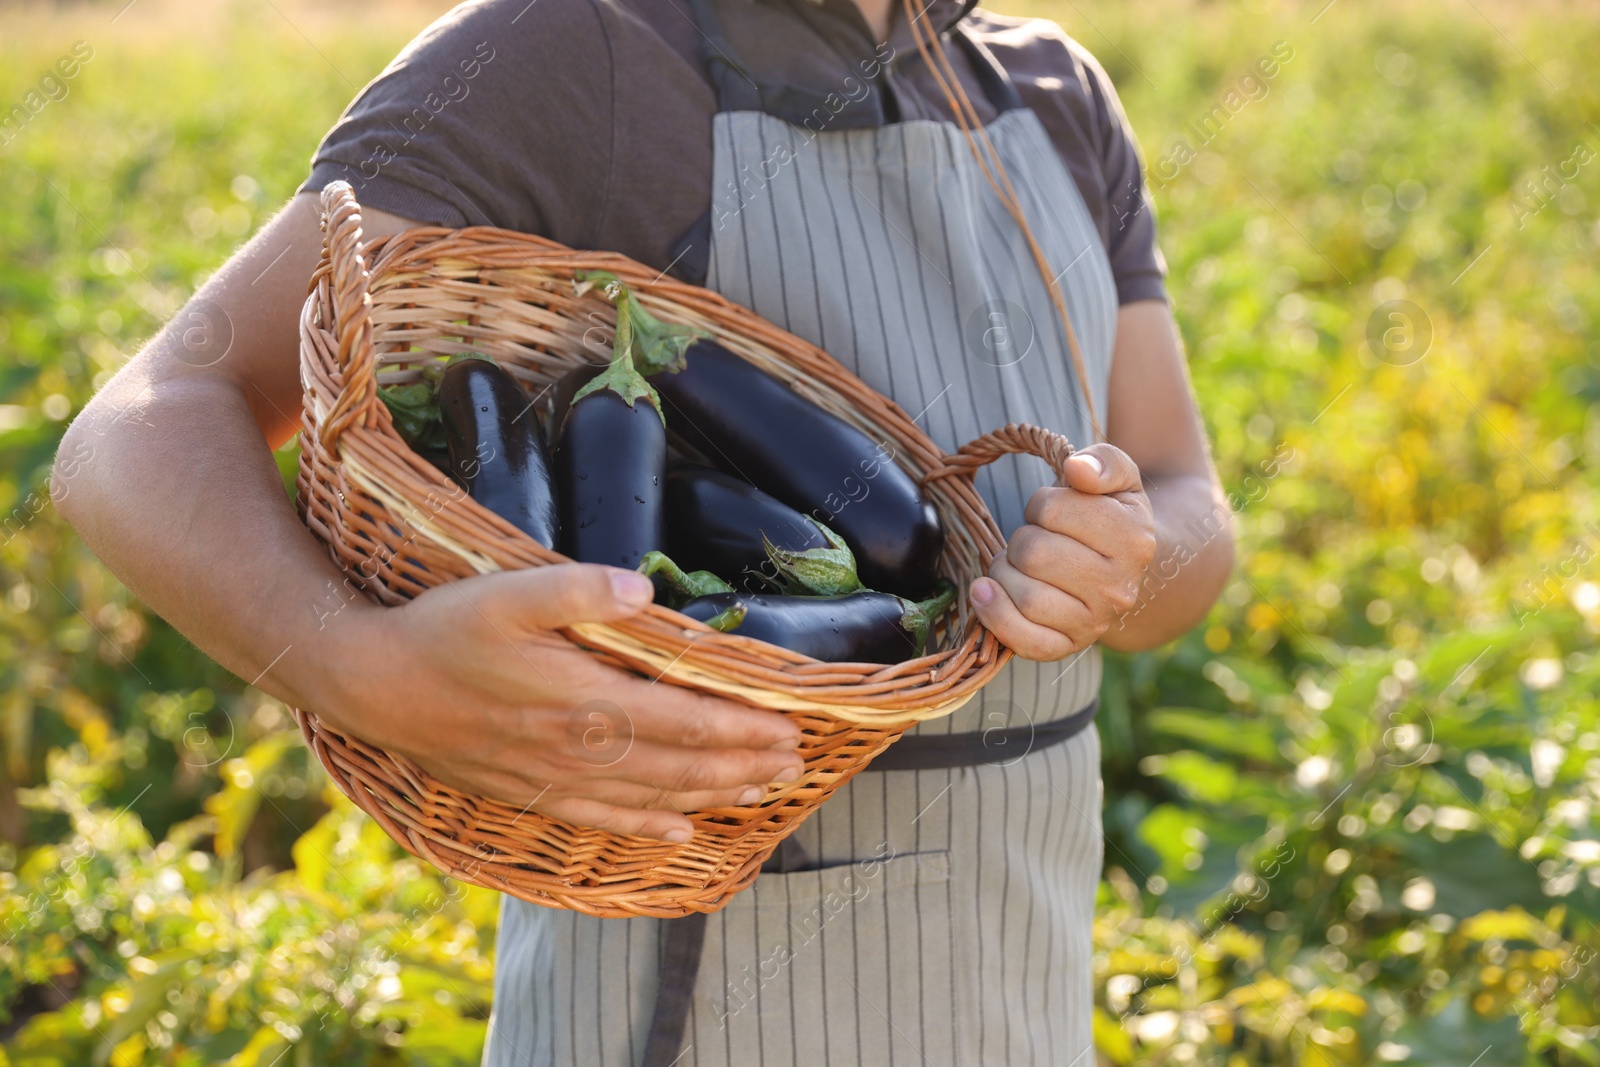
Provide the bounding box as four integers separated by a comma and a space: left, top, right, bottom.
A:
664, 464, 862, 595
677, 582, 956, 665
653, 343, 945, 597
577, 274, 945, 598
543, 361, 602, 448
436, 356, 559, 546
552, 284, 667, 569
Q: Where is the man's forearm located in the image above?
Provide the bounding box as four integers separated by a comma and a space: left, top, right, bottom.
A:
52, 369, 370, 716
1101, 471, 1234, 651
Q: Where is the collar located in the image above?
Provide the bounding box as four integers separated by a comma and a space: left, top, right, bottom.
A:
882, 0, 977, 77
788, 0, 975, 49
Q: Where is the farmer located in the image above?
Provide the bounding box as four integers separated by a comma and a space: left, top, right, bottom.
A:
54, 0, 1233, 1062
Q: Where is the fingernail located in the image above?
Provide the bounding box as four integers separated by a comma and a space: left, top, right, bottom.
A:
1076, 453, 1104, 477
665, 827, 692, 844
610, 569, 654, 606
971, 578, 995, 606
772, 763, 804, 784
770, 734, 803, 749
738, 785, 765, 805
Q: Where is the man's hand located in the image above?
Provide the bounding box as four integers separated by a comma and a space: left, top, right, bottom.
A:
968, 442, 1157, 661
321, 563, 805, 844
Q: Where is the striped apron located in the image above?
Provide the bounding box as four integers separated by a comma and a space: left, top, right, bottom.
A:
482, 6, 1117, 1065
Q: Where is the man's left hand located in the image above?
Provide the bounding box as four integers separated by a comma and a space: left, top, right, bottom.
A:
968, 442, 1158, 661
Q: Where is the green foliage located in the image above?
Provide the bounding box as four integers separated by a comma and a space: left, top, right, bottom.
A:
1, 1, 1597, 1064
0, 743, 495, 1066
378, 383, 449, 458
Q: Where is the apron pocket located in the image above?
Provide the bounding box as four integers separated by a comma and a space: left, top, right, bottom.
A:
689, 849, 976, 1066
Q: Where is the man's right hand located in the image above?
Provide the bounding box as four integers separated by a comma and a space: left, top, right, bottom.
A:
320, 562, 805, 843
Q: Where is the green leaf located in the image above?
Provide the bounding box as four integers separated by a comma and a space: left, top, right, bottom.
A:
223, 1026, 290, 1067
1416, 628, 1515, 691
93, 954, 199, 1065
379, 381, 448, 455
274, 438, 301, 502
1092, 1007, 1135, 1064
204, 731, 301, 860
1146, 707, 1282, 765
1386, 831, 1548, 918
1390, 998, 1522, 1065
400, 1016, 488, 1067
292, 808, 342, 895
1153, 749, 1240, 806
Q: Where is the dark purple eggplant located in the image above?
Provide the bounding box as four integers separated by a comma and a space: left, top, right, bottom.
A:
664, 464, 862, 595
652, 343, 945, 597
553, 285, 667, 569
678, 582, 955, 665
582, 274, 944, 598
543, 361, 601, 448
436, 357, 559, 546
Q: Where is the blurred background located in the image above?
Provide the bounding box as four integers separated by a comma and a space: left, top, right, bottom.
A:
1, 0, 1596, 1063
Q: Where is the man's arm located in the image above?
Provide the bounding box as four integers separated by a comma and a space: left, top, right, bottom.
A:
1096, 299, 1234, 649
51, 193, 403, 705
51, 192, 804, 843
969, 299, 1234, 657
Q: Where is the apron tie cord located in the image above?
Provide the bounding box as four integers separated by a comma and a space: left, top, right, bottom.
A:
901, 0, 1106, 444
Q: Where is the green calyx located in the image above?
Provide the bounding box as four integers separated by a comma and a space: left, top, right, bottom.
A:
574, 269, 706, 378
570, 278, 667, 425
637, 551, 735, 606
898, 579, 957, 656
760, 521, 863, 596
427, 349, 497, 385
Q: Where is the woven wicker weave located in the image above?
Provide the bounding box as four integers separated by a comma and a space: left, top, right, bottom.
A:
291, 181, 1075, 916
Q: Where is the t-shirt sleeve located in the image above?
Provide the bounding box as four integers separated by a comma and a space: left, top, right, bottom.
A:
1069, 41, 1168, 305
296, 0, 611, 243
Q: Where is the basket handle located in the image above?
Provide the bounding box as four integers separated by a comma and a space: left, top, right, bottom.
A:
314, 181, 378, 450
922, 423, 1075, 487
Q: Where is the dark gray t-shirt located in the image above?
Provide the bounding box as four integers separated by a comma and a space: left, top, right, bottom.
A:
298, 0, 1167, 304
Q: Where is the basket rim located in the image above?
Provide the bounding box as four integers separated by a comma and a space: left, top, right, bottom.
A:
299, 182, 1076, 721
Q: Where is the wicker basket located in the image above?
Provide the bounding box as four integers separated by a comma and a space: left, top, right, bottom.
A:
291, 181, 1075, 917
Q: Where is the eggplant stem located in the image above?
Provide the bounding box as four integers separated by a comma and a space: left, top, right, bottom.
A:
570, 291, 667, 425
574, 270, 705, 378
702, 603, 747, 633
899, 579, 958, 655
637, 551, 735, 605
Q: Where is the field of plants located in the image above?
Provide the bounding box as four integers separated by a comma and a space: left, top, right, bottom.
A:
1, 0, 1596, 1063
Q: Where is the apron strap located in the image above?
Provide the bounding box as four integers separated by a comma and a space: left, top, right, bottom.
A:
642, 911, 710, 1067
684, 0, 764, 113
638, 699, 1094, 1066
949, 24, 1027, 114
864, 697, 1098, 772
